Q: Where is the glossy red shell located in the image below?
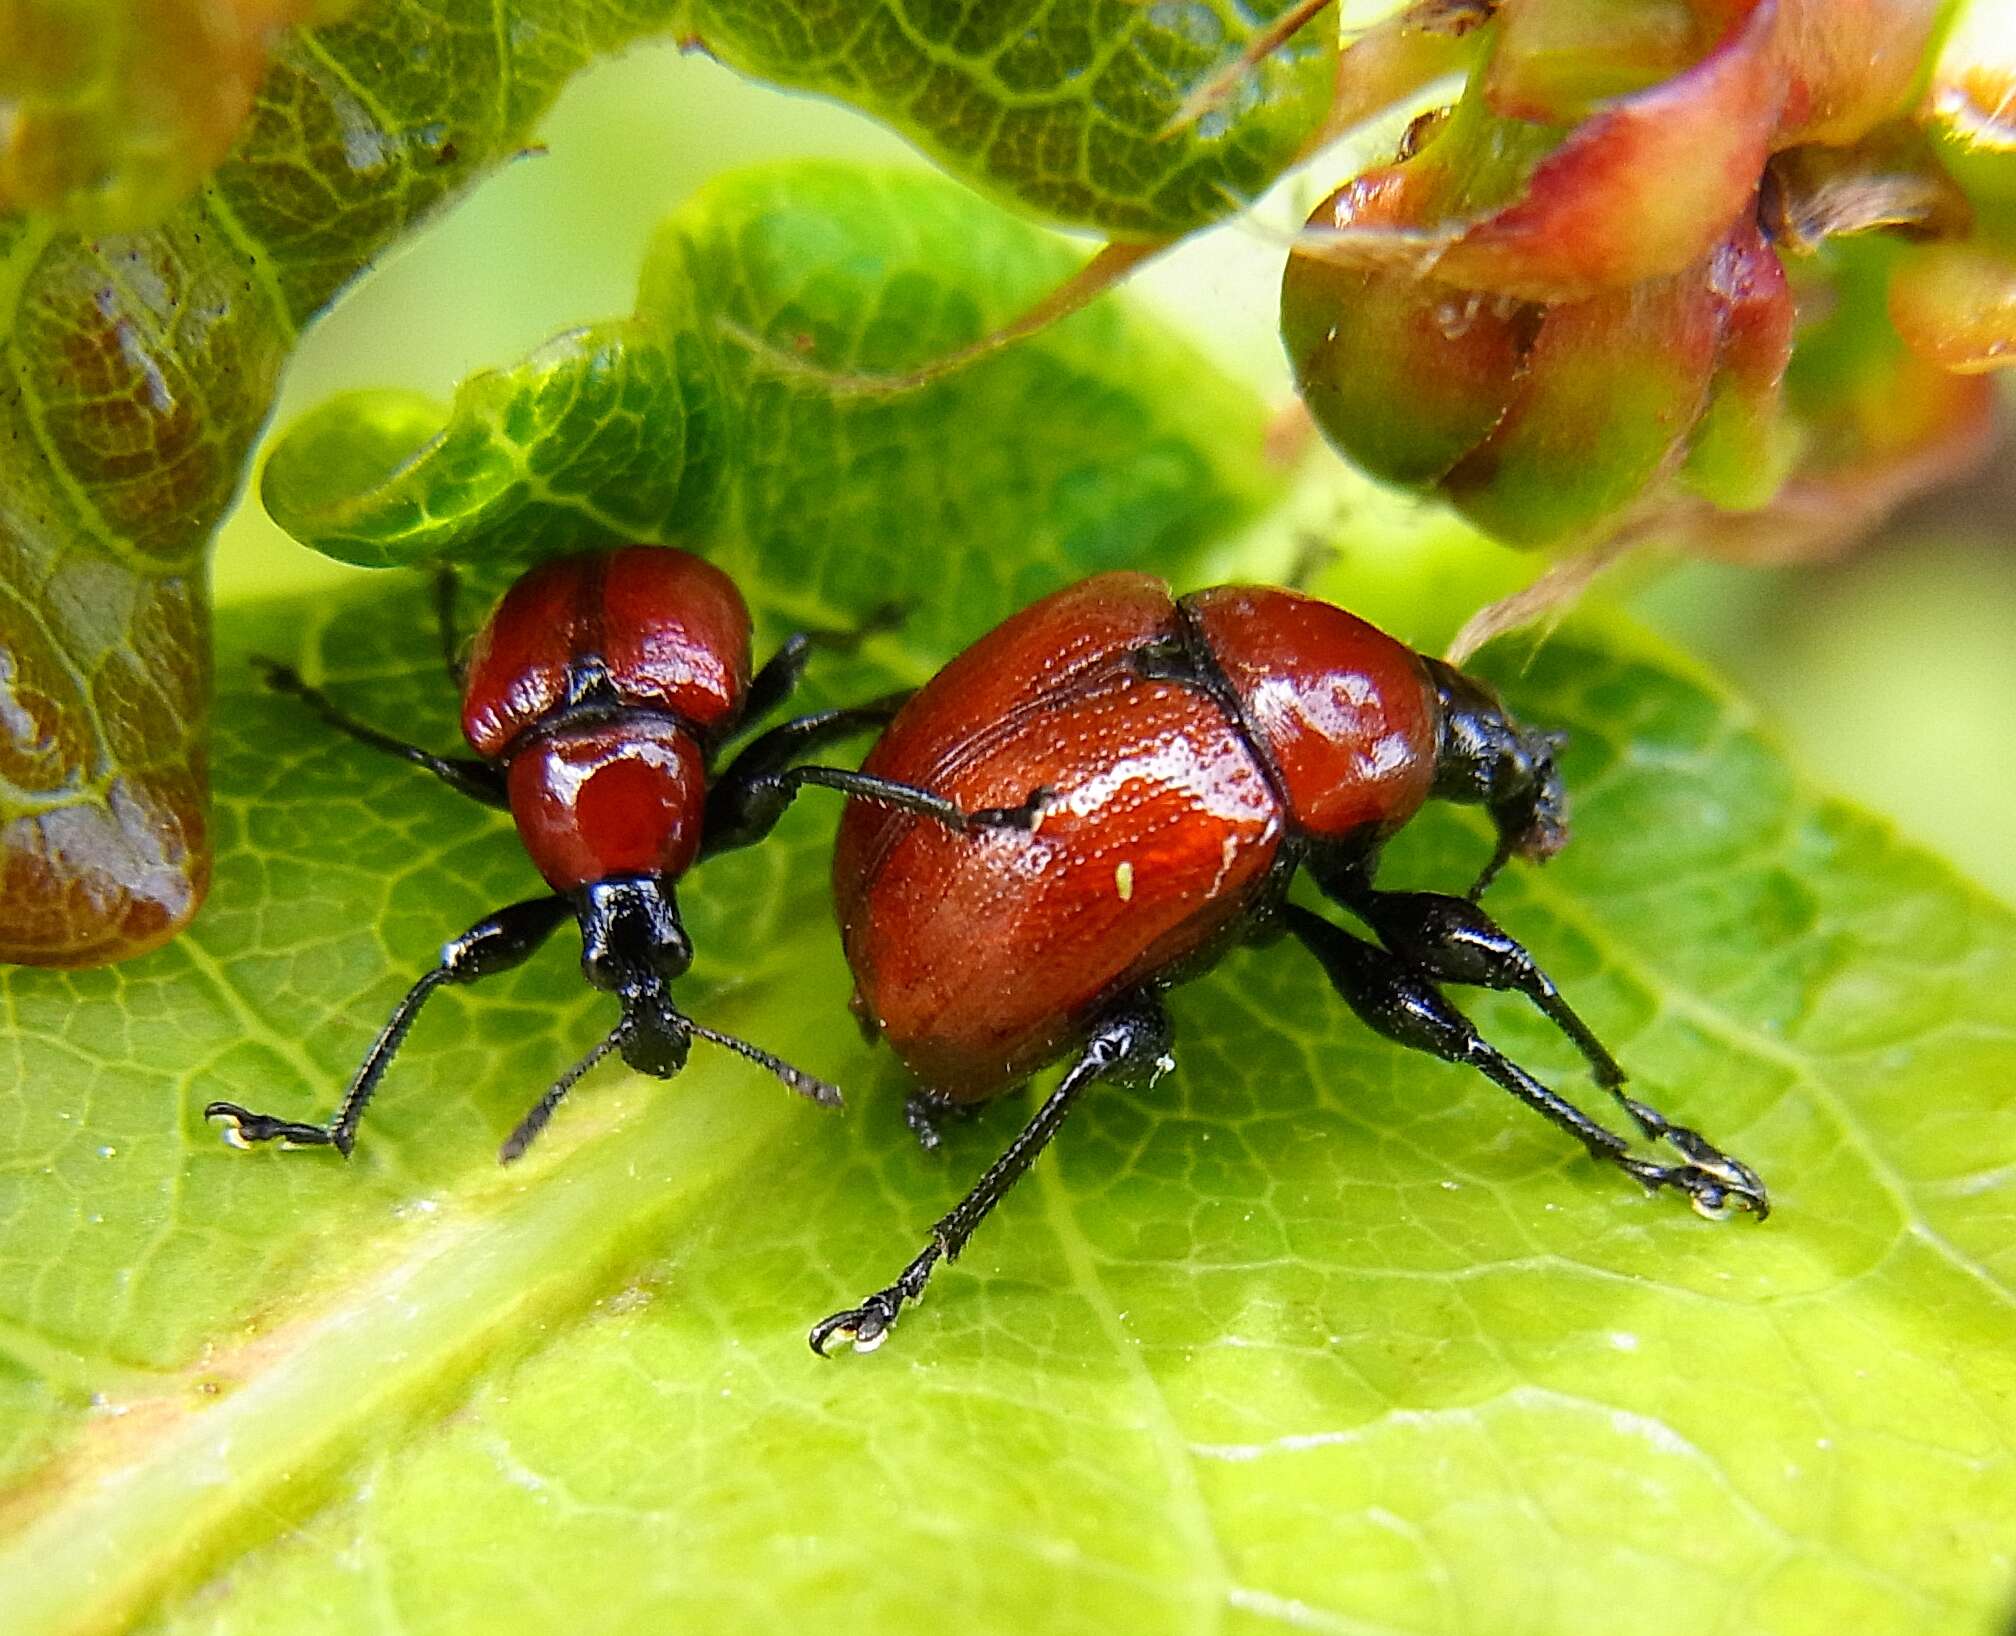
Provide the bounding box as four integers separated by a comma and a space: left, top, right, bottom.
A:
835, 575, 1283, 1099
835, 574, 1447, 1100
1182, 584, 1439, 842
507, 719, 706, 892
458, 545, 750, 892
460, 545, 752, 758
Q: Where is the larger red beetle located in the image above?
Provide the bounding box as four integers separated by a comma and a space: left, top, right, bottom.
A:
816, 573, 1767, 1353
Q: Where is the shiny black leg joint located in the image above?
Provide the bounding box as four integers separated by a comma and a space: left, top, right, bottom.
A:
1329, 882, 1627, 1089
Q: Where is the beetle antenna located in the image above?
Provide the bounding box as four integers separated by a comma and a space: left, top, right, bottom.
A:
500, 1027, 626, 1163
684, 1019, 844, 1109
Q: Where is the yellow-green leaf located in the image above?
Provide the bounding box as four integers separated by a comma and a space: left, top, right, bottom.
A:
0, 580, 2009, 1633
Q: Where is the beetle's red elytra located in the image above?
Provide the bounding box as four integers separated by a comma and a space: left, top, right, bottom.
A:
833, 576, 1443, 1097
815, 573, 1766, 1354
205, 545, 1043, 1166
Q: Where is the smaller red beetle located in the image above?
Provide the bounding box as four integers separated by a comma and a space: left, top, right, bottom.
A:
207, 545, 1038, 1162
816, 573, 1767, 1352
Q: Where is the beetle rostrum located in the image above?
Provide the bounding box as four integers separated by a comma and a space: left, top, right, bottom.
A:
205, 545, 1044, 1164
814, 573, 1767, 1354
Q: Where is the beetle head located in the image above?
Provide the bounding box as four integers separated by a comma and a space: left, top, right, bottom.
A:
572, 875, 696, 1075
1424, 659, 1571, 897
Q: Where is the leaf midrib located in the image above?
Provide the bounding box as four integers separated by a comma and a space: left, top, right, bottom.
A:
0, 984, 815, 1636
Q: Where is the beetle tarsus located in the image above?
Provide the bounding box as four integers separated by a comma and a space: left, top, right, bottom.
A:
204, 1102, 349, 1156
1613, 1093, 1768, 1216
208, 899, 569, 1162
809, 1281, 916, 1355
809, 1243, 942, 1354
1615, 1152, 1770, 1220
903, 1088, 980, 1152
1333, 883, 1629, 1091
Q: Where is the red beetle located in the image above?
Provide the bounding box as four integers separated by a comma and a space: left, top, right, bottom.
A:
207, 545, 1038, 1162
815, 573, 1767, 1352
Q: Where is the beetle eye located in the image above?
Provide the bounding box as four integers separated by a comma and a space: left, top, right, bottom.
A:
651, 922, 694, 981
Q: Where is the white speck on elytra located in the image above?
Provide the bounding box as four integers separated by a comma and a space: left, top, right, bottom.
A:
1206, 832, 1240, 897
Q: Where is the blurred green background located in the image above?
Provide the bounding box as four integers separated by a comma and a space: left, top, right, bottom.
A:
211, 44, 2016, 901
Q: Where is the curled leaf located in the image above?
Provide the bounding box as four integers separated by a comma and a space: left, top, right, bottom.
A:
0, 210, 269, 964
262, 163, 1279, 651
263, 319, 728, 568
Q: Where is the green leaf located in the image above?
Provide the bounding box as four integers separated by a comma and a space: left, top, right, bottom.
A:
0, 567, 2010, 1632
259, 163, 1279, 652
259, 317, 726, 570
686, 0, 1338, 239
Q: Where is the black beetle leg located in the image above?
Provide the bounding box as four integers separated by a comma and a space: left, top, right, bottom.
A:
811, 994, 1174, 1355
